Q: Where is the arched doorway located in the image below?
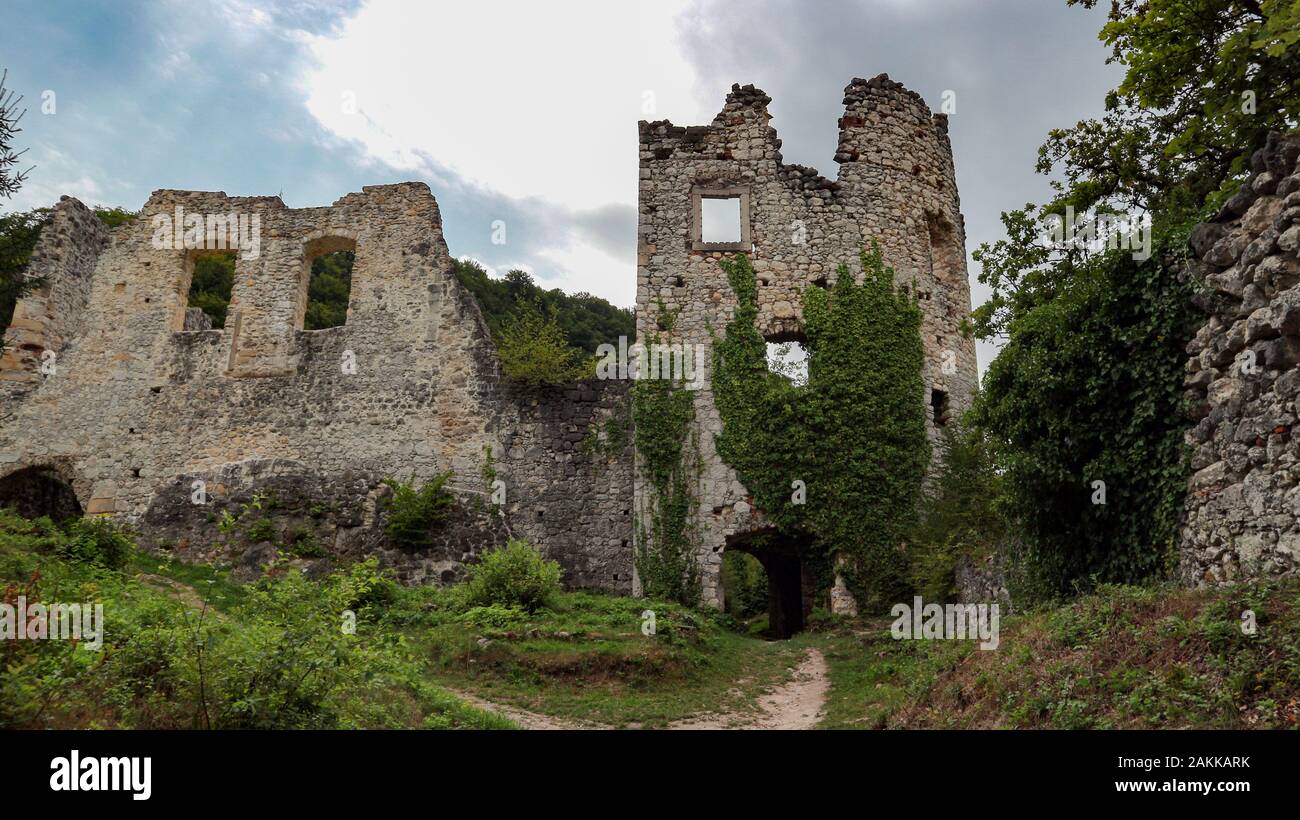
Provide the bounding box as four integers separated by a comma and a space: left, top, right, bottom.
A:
722, 528, 815, 639
0, 466, 84, 521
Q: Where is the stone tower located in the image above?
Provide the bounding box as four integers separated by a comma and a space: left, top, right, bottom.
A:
634, 75, 978, 621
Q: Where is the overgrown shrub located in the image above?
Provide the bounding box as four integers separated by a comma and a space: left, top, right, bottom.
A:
0, 507, 508, 729
495, 300, 593, 385
382, 472, 455, 548
908, 422, 1007, 602
55, 517, 133, 570
459, 539, 562, 612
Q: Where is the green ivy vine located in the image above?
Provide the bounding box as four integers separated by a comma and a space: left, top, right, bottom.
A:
711, 245, 929, 612
631, 307, 701, 605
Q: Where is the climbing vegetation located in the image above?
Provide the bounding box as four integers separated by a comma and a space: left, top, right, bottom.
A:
631, 308, 701, 606
712, 246, 928, 613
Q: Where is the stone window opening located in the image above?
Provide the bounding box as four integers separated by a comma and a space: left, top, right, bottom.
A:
182, 249, 236, 330
298, 236, 357, 331
930, 387, 950, 426
764, 329, 808, 387
691, 186, 751, 252
927, 213, 959, 289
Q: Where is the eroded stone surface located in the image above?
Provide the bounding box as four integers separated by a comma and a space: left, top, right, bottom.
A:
635, 76, 978, 607
0, 183, 633, 590
1182, 131, 1300, 585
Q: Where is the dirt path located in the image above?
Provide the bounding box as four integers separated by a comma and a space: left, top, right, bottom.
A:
448, 689, 610, 730
450, 648, 829, 731
668, 648, 828, 730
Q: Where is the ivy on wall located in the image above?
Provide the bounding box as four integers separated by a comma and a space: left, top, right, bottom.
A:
631, 309, 701, 606
711, 246, 929, 612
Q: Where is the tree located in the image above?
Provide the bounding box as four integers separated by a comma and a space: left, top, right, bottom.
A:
970, 0, 1296, 596
0, 69, 29, 199
495, 299, 593, 385
452, 258, 635, 355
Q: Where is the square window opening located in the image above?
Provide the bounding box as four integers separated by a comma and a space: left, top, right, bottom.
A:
701, 197, 742, 244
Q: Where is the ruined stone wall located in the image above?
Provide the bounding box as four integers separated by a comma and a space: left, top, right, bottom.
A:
0, 196, 109, 399
0, 183, 632, 589
635, 75, 979, 608
1182, 131, 1300, 584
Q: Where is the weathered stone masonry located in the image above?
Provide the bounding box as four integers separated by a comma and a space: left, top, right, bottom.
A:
2, 75, 982, 610
1182, 131, 1300, 585
634, 75, 979, 609
0, 184, 633, 590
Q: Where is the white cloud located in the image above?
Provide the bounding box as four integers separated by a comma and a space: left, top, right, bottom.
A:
300, 0, 704, 210
535, 240, 635, 305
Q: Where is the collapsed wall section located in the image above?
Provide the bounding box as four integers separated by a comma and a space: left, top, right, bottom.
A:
0, 184, 633, 590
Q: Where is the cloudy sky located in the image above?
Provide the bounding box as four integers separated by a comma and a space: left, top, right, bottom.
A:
1, 0, 1122, 371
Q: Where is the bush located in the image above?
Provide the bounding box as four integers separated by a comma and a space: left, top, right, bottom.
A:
382, 472, 455, 548
459, 539, 562, 612
243, 517, 277, 544
459, 604, 527, 629
56, 517, 133, 570
495, 300, 593, 385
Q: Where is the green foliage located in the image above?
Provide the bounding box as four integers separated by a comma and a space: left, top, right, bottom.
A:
53, 517, 133, 570
242, 517, 277, 544
281, 525, 325, 558
92, 207, 138, 229
458, 538, 562, 612
0, 509, 512, 729
495, 299, 595, 385
458, 603, 527, 629
967, 0, 1297, 597
720, 550, 767, 618
454, 258, 635, 355
631, 323, 701, 606
304, 250, 353, 330
1052, 0, 1299, 218
712, 247, 928, 612
382, 472, 455, 548
908, 422, 1008, 602
973, 230, 1200, 598
187, 252, 234, 328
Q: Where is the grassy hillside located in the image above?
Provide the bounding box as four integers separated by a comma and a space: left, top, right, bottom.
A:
0, 509, 513, 729
815, 582, 1300, 730
4, 506, 1297, 730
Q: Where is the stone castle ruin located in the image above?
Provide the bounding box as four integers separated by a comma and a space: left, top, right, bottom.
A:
0, 75, 979, 626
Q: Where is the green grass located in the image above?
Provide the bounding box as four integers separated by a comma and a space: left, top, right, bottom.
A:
390, 588, 804, 727
808, 621, 970, 729
0, 508, 514, 730
878, 582, 1300, 729
128, 551, 247, 613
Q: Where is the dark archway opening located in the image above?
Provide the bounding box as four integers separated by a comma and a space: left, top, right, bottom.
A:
723, 528, 815, 639
0, 466, 83, 521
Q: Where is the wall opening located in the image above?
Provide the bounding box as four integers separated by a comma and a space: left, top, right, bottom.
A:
299, 236, 357, 331
691, 186, 750, 252
700, 197, 742, 243
186, 250, 235, 329
0, 466, 83, 521
930, 387, 950, 425
764, 329, 808, 387
724, 528, 815, 639
927, 213, 958, 288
